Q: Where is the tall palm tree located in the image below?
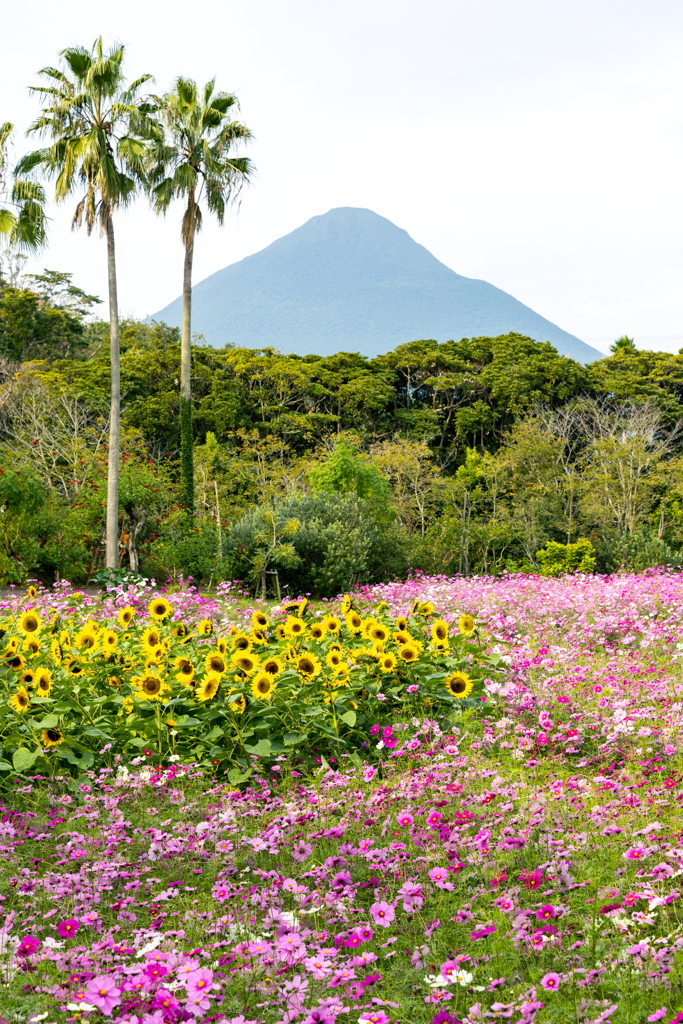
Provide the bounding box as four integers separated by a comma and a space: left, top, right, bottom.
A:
148, 78, 253, 513
17, 39, 154, 569
0, 122, 47, 254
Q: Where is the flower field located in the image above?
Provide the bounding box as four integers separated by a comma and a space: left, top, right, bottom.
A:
0, 572, 683, 1023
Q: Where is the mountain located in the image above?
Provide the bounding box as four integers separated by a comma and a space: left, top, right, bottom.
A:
150, 207, 603, 363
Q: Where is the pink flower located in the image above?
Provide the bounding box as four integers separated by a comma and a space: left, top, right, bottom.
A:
359, 1013, 391, 1024
540, 972, 560, 990
535, 904, 556, 920
17, 935, 40, 956
86, 975, 122, 1014
56, 918, 80, 939
520, 869, 542, 890
428, 867, 454, 890
426, 810, 443, 827
363, 766, 378, 782
369, 725, 381, 735
397, 812, 414, 826
624, 845, 646, 860
185, 967, 214, 999
407, 684, 419, 692
369, 900, 396, 927
536, 732, 550, 745
647, 1011, 667, 1022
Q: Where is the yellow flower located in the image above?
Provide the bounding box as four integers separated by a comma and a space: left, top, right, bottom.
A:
309, 623, 327, 641
368, 623, 389, 643
345, 611, 363, 633
250, 674, 275, 700
398, 643, 419, 663
116, 606, 135, 627
74, 628, 98, 652
148, 597, 173, 621
340, 594, 352, 614
445, 671, 473, 698
65, 659, 85, 677
297, 653, 322, 680
393, 630, 413, 646
326, 650, 344, 669
196, 674, 221, 702
282, 598, 307, 617
322, 615, 341, 634
26, 584, 37, 600
122, 696, 134, 715
231, 634, 252, 653
379, 652, 397, 672
22, 636, 41, 656
395, 615, 408, 631
431, 619, 449, 643
174, 657, 195, 684
409, 598, 421, 616
19, 669, 36, 688
283, 616, 307, 639
42, 727, 64, 747
215, 637, 228, 654
458, 613, 476, 636
9, 686, 30, 714
34, 668, 53, 697
228, 693, 247, 715
251, 610, 270, 629
4, 652, 26, 671
4, 637, 19, 654
17, 610, 42, 635
101, 629, 118, 653
172, 622, 189, 638
204, 652, 227, 676
133, 674, 170, 701
197, 619, 213, 636
141, 626, 162, 652
262, 656, 283, 678
232, 652, 260, 675
50, 639, 63, 664
108, 675, 121, 688
275, 623, 287, 641
418, 601, 435, 615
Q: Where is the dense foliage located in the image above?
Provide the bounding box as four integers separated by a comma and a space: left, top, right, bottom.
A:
0, 573, 682, 1023
3, 273, 683, 588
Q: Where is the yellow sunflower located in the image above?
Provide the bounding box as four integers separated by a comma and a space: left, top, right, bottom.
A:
41, 727, 64, 747
74, 628, 98, 652
398, 643, 420, 664
418, 601, 435, 615
148, 597, 173, 621
445, 671, 473, 698
215, 637, 228, 654
326, 650, 344, 669
196, 674, 221, 702
409, 598, 421, 615
395, 615, 408, 631
340, 594, 353, 615
22, 637, 41, 656
275, 623, 288, 641
231, 634, 252, 653
228, 693, 247, 715
101, 630, 118, 654
117, 606, 136, 627
19, 670, 36, 688
251, 610, 270, 630
197, 619, 213, 636
4, 652, 26, 672
34, 668, 53, 697
50, 639, 63, 664
309, 623, 327, 641
232, 652, 260, 675
133, 674, 170, 701
283, 616, 307, 639
345, 611, 363, 633
65, 659, 85, 677
172, 622, 189, 638
379, 652, 397, 673
322, 615, 341, 634
9, 686, 30, 714
250, 674, 275, 700
297, 653, 322, 680
174, 657, 195, 684
262, 656, 283, 678
458, 613, 476, 636
141, 627, 162, 652
17, 610, 42, 635
26, 584, 38, 600
431, 619, 450, 643
368, 623, 389, 643
393, 630, 413, 646
108, 675, 121, 688
204, 651, 227, 676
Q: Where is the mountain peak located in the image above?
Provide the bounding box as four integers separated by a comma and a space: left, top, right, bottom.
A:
151, 208, 601, 363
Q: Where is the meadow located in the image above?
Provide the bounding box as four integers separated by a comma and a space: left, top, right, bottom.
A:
0, 571, 683, 1024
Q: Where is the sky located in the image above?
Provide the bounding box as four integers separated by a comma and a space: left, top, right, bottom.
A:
2, 0, 683, 355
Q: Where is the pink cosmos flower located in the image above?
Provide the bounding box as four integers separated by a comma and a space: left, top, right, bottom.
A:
184, 967, 214, 999
369, 725, 381, 735
646, 1010, 667, 1022
56, 918, 80, 939
540, 972, 560, 991
397, 812, 414, 826
536, 904, 556, 920
624, 846, 646, 860
369, 900, 396, 927
17, 935, 40, 956
520, 869, 542, 890
86, 975, 122, 1014
428, 867, 454, 890
359, 1013, 391, 1024
363, 766, 378, 782
536, 732, 550, 745
407, 684, 419, 692
470, 925, 496, 939
426, 810, 443, 827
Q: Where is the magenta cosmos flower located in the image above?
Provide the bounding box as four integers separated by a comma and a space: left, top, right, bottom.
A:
540, 972, 561, 991
185, 967, 214, 999
56, 918, 80, 939
86, 975, 122, 1013
369, 900, 396, 927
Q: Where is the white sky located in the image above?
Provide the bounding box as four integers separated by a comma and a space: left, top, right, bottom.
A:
3, 0, 683, 355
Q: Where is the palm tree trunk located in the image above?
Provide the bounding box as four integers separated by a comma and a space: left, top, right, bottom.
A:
180, 199, 195, 514
105, 214, 120, 569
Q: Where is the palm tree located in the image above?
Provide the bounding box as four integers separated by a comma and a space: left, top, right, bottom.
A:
148, 78, 253, 513
17, 39, 154, 569
0, 122, 47, 254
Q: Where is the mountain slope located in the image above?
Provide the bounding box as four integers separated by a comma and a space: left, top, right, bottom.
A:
151, 207, 602, 363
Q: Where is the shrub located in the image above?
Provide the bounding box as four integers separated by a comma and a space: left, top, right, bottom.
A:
536, 538, 596, 576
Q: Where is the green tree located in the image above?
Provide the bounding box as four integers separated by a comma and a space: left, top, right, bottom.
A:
18, 37, 154, 568
148, 77, 253, 513
309, 437, 394, 526
0, 123, 47, 253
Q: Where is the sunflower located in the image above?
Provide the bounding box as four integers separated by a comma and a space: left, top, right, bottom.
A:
34, 668, 53, 697
275, 623, 288, 641
379, 652, 398, 673
141, 627, 162, 653
345, 611, 363, 633
4, 637, 19, 654
17, 610, 42, 635
117, 606, 136, 627
322, 615, 341, 634
231, 634, 252, 653
204, 652, 227, 676
5, 653, 26, 671
262, 656, 283, 678
228, 694, 247, 715
196, 674, 221, 702
309, 623, 327, 641
395, 615, 408, 631
368, 623, 389, 643
283, 616, 307, 639
101, 630, 118, 653
326, 650, 343, 668
340, 594, 353, 614
418, 601, 435, 615
172, 622, 189, 638
431, 619, 450, 643
174, 657, 195, 684
409, 598, 421, 616
22, 637, 41, 656
64, 658, 85, 677
398, 643, 420, 664
133, 674, 170, 701
458, 613, 476, 636
50, 639, 63, 664
393, 630, 413, 646
26, 585, 37, 600
445, 671, 473, 698
42, 727, 64, 747
282, 597, 308, 617
297, 653, 322, 680
108, 675, 121, 688
215, 637, 228, 654
197, 619, 213, 636
232, 652, 260, 675
251, 610, 269, 630
74, 628, 98, 652
250, 674, 275, 700
148, 597, 173, 622
9, 686, 30, 714
19, 670, 36, 688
